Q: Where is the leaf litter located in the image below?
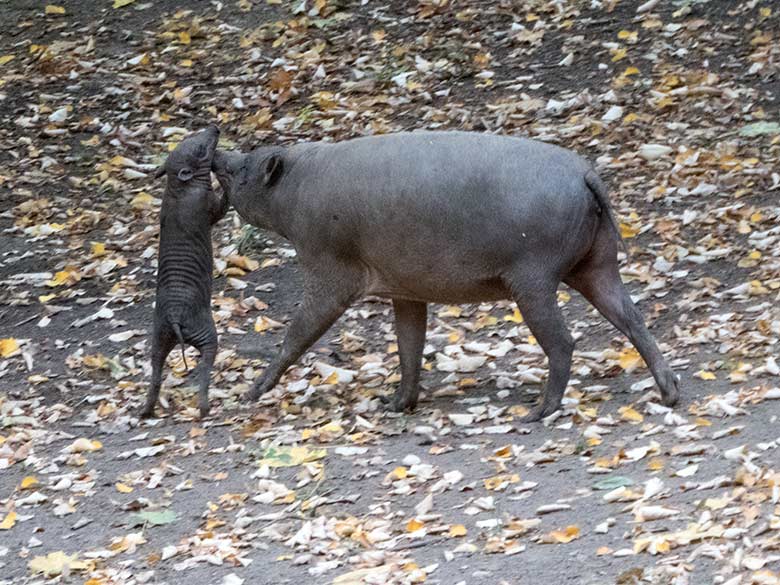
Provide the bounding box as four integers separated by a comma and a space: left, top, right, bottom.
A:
0, 0, 780, 584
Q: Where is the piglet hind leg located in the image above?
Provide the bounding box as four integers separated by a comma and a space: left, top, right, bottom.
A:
193, 326, 218, 419
385, 299, 427, 412
139, 330, 175, 418
507, 275, 575, 423
242, 268, 361, 402
565, 228, 680, 407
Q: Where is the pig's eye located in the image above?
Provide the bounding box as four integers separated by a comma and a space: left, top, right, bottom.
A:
195, 145, 207, 159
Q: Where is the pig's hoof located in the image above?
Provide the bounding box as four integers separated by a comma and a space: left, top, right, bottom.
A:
380, 392, 417, 413
199, 406, 210, 419
659, 371, 680, 407
240, 390, 258, 404
519, 404, 558, 423
138, 405, 155, 419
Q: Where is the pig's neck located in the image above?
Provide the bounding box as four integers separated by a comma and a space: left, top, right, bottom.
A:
263, 145, 315, 241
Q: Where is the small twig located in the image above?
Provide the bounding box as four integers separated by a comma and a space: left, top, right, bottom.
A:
392, 537, 447, 552
15, 314, 39, 327
637, 0, 661, 13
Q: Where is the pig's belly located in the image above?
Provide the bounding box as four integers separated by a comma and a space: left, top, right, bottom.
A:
363, 266, 510, 304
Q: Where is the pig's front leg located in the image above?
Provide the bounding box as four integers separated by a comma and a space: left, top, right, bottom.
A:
388, 299, 427, 412
243, 267, 362, 402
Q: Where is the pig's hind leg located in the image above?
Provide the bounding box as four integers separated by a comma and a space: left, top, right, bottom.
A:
564, 226, 680, 408
140, 326, 175, 418
506, 273, 575, 422
190, 319, 218, 418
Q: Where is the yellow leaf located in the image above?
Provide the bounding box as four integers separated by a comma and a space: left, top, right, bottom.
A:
260, 258, 282, 268
45, 266, 81, 288
391, 466, 408, 479
0, 55, 15, 66
406, 518, 425, 532
508, 405, 529, 418
492, 445, 513, 458
20, 476, 39, 489
0, 338, 20, 358
694, 417, 712, 427
0, 511, 16, 530
623, 66, 640, 76
438, 305, 462, 318
39, 294, 56, 303
617, 30, 637, 41
620, 222, 638, 238
617, 348, 644, 371
90, 242, 106, 257
760, 7, 771, 17
178, 31, 191, 45
504, 308, 524, 323
619, 406, 644, 423
130, 191, 155, 209
45, 5, 66, 15
647, 457, 665, 471
113, 0, 136, 7
115, 483, 133, 493
257, 445, 326, 467
29, 551, 88, 576
227, 255, 259, 271
623, 112, 639, 124
695, 370, 717, 381
255, 315, 284, 332
610, 47, 627, 62
484, 474, 520, 491
544, 525, 580, 544
179, 59, 193, 67
65, 438, 102, 453
448, 524, 467, 537
323, 371, 339, 385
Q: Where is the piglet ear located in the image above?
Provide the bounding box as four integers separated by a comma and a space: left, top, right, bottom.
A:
153, 164, 166, 179
263, 154, 283, 187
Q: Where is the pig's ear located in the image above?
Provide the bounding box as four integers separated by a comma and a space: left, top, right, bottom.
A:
263, 154, 283, 187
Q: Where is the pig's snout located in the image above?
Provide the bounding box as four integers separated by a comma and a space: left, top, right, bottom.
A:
212, 150, 240, 195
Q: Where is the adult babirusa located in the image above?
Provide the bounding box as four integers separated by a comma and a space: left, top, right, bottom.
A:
140, 125, 229, 419
213, 131, 680, 421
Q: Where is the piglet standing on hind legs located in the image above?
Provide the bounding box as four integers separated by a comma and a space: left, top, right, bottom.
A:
139, 125, 229, 419
213, 131, 680, 422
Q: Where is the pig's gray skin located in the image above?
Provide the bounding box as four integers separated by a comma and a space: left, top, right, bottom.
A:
139, 125, 229, 419
213, 131, 679, 421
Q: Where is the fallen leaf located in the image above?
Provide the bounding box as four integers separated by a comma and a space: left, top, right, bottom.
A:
29, 551, 88, 576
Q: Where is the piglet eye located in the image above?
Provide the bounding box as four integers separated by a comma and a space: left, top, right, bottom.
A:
196, 145, 206, 158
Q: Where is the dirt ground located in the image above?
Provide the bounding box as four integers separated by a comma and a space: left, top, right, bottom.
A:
1, 0, 780, 584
